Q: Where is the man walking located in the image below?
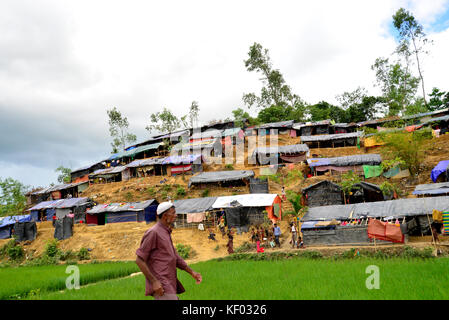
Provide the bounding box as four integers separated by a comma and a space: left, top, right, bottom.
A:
135, 201, 202, 300
273, 223, 281, 248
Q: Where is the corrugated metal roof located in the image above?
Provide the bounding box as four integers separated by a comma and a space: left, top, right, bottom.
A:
300, 131, 363, 142
174, 197, 218, 214
87, 199, 157, 214
27, 197, 90, 211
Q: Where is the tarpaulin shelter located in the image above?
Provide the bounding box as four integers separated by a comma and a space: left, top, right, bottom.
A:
212, 193, 282, 223
222, 128, 245, 146
27, 197, 92, 223
413, 182, 449, 197
126, 157, 167, 177
254, 120, 294, 136
109, 142, 166, 162
302, 180, 343, 207
188, 170, 255, 188
89, 166, 131, 183
349, 182, 384, 204
302, 196, 449, 222
307, 154, 382, 175
300, 132, 363, 148
293, 120, 331, 136
0, 215, 31, 239
190, 129, 223, 141
70, 160, 106, 183
86, 199, 158, 225
331, 123, 358, 134
250, 144, 310, 165
172, 138, 222, 157
162, 154, 203, 176
28, 182, 89, 203
173, 197, 218, 227
249, 177, 269, 193
301, 222, 371, 245
431, 160, 449, 183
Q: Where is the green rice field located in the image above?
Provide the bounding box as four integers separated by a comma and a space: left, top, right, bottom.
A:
5, 257, 446, 300
0, 261, 139, 300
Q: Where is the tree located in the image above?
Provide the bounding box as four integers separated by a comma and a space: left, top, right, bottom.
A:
336, 87, 367, 110
428, 88, 449, 112
346, 96, 385, 123
146, 107, 182, 134
378, 129, 432, 175
308, 101, 348, 123
180, 101, 201, 129
371, 57, 419, 116
107, 107, 137, 154
55, 166, 71, 184
339, 171, 361, 204
242, 42, 306, 122
393, 8, 431, 106
0, 177, 30, 217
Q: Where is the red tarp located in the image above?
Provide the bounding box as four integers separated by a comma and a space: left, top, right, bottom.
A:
171, 164, 192, 174
367, 219, 404, 243
85, 213, 98, 225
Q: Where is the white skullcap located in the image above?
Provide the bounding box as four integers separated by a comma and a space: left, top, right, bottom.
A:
157, 201, 174, 216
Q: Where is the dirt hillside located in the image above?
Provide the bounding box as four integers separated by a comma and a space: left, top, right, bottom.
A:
2, 133, 449, 263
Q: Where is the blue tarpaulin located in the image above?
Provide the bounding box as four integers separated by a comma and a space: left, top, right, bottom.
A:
0, 215, 32, 239
431, 160, 449, 182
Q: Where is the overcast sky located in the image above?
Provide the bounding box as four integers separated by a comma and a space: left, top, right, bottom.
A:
1, 0, 448, 188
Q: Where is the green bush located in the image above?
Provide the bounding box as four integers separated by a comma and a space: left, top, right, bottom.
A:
214, 245, 220, 251
124, 192, 134, 202
44, 239, 60, 258
0, 239, 17, 258
176, 243, 195, 259
400, 246, 434, 259
201, 189, 210, 197
77, 248, 90, 261
59, 250, 76, 261
7, 244, 25, 261
225, 164, 234, 170
146, 187, 156, 196
176, 187, 186, 197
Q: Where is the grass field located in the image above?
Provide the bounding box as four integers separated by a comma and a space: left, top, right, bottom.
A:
28, 257, 449, 300
0, 261, 139, 300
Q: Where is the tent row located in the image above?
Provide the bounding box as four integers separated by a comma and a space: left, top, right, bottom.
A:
300, 196, 449, 245
173, 193, 282, 232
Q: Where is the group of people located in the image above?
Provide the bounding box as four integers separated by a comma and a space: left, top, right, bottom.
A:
249, 224, 280, 250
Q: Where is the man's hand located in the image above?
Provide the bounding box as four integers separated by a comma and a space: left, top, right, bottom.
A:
192, 271, 202, 284
152, 279, 164, 296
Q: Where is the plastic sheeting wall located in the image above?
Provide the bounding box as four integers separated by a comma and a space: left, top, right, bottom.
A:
13, 222, 37, 242
305, 184, 343, 207
303, 225, 370, 245
54, 217, 73, 240
249, 178, 269, 194
0, 226, 12, 239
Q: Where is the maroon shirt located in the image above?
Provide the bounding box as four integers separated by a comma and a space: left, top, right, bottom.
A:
136, 221, 188, 296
